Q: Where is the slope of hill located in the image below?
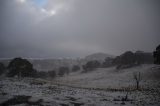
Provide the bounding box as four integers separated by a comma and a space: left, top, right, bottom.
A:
54, 64, 160, 89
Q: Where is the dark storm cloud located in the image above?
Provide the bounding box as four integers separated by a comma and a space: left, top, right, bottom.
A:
0, 0, 160, 58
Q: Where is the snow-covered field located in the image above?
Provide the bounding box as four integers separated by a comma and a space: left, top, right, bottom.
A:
0, 64, 160, 106
54, 65, 160, 89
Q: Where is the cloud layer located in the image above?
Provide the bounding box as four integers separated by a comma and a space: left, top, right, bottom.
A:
0, 0, 160, 58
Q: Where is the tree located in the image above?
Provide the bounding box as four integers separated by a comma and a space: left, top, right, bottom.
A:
58, 66, 69, 77
113, 51, 137, 69
7, 57, 37, 78
83, 60, 101, 72
48, 70, 56, 78
72, 65, 80, 72
37, 71, 48, 78
0, 62, 5, 75
113, 51, 136, 65
120, 51, 136, 65
133, 72, 142, 90
102, 57, 114, 68
153, 44, 160, 64
135, 51, 153, 64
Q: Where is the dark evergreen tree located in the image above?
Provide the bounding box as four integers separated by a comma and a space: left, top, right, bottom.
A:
153, 44, 160, 64
0, 62, 5, 75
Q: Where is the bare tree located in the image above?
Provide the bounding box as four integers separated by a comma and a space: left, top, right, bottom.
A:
133, 72, 142, 90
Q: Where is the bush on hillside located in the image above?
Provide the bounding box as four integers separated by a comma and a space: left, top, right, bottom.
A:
83, 60, 101, 72
58, 66, 69, 77
48, 70, 56, 78
36, 71, 48, 78
72, 65, 80, 72
102, 57, 114, 68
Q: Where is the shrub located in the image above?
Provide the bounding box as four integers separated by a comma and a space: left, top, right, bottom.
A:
83, 60, 101, 72
48, 70, 56, 78
72, 65, 80, 72
58, 66, 69, 77
36, 71, 47, 78
102, 57, 114, 68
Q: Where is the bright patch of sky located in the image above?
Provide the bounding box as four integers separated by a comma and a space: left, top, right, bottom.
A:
33, 0, 47, 7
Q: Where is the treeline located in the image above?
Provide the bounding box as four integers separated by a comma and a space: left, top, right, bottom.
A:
0, 45, 160, 78
112, 51, 153, 69
82, 50, 155, 72
0, 57, 81, 78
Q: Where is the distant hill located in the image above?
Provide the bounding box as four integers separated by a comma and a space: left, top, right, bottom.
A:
85, 53, 114, 61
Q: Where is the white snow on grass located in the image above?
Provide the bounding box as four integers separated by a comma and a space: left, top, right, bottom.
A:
54, 64, 160, 89
0, 64, 160, 106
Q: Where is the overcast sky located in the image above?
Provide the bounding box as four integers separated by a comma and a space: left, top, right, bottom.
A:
0, 0, 160, 58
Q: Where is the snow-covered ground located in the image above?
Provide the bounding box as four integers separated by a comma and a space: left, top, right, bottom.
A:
0, 64, 160, 106
54, 64, 160, 89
